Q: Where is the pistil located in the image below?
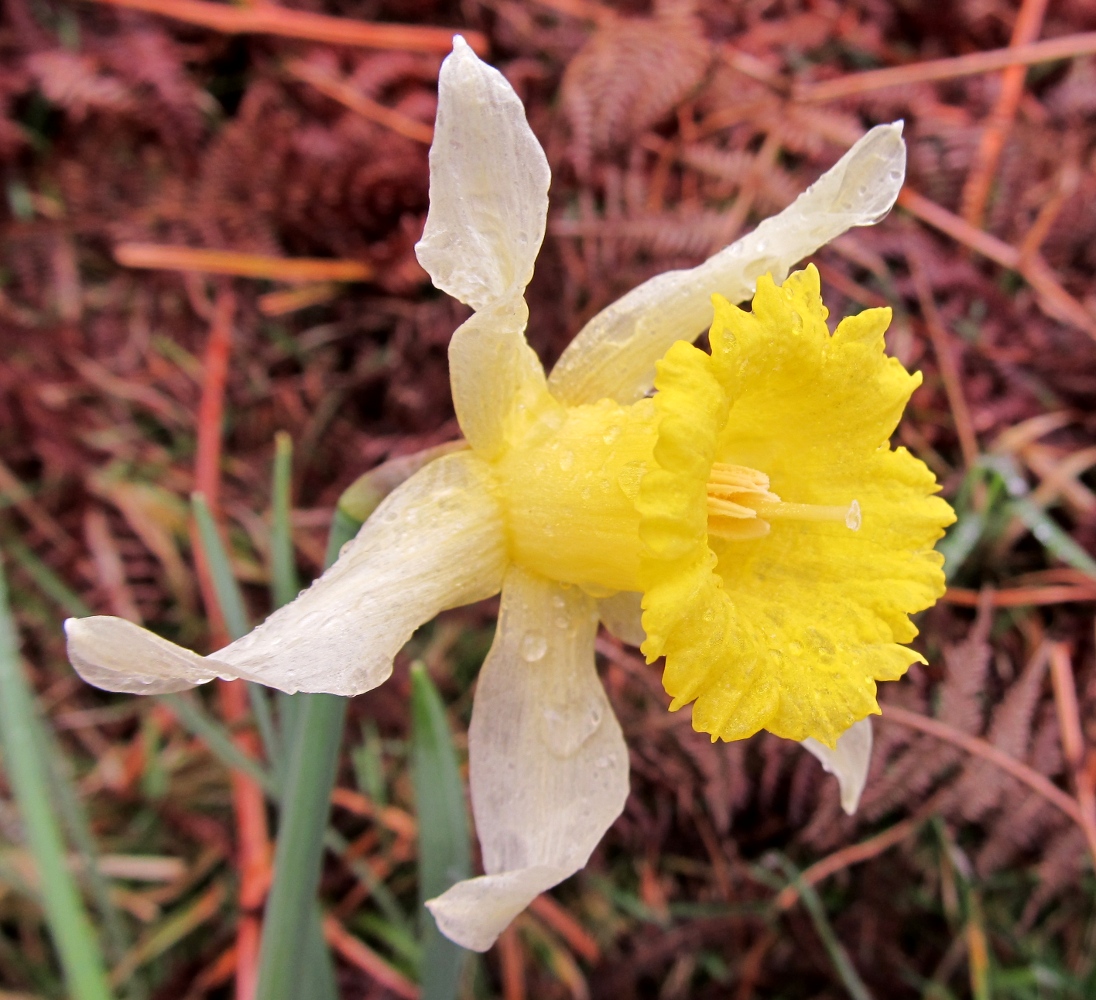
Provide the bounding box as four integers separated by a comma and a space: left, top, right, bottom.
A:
706, 461, 861, 540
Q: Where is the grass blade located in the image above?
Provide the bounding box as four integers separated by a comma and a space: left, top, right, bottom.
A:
35, 719, 132, 973
160, 692, 277, 796
0, 559, 115, 1000
190, 492, 250, 640
255, 692, 348, 1000
770, 853, 874, 1000
5, 536, 93, 618
191, 491, 281, 770
3, 539, 132, 977
271, 431, 300, 609
270, 432, 301, 778
410, 662, 471, 1000
254, 506, 360, 1000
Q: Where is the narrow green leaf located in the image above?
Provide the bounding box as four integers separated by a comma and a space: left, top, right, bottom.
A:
410, 662, 471, 1000
191, 491, 281, 768
270, 431, 300, 610
1010, 496, 1096, 578
190, 492, 250, 640
0, 559, 115, 1000
255, 504, 360, 1000
160, 692, 277, 797
34, 718, 132, 973
325, 506, 362, 567
770, 853, 874, 1000
303, 904, 340, 997
5, 536, 93, 618
270, 431, 301, 780
255, 692, 347, 1000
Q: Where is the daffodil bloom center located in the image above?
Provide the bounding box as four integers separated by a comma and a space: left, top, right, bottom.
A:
706, 461, 861, 540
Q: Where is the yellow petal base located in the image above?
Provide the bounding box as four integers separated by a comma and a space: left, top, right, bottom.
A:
493, 395, 657, 596
637, 267, 955, 747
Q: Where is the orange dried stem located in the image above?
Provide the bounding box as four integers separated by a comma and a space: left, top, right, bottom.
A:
527, 895, 600, 963
497, 924, 527, 1000
882, 704, 1086, 829
283, 59, 433, 144
960, 0, 1050, 228
88, 0, 488, 53
898, 188, 1096, 343
796, 31, 1096, 103
115, 243, 373, 284
190, 289, 272, 1000
909, 254, 980, 470
942, 585, 1096, 607
773, 817, 919, 912
1048, 643, 1096, 866
321, 916, 420, 999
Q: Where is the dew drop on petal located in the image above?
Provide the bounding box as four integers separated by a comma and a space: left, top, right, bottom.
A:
520, 631, 547, 662
539, 695, 604, 756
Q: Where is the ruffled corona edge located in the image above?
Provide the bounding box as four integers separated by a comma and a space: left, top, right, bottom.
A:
637, 266, 955, 747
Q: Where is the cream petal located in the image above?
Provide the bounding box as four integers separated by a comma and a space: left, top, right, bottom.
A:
427, 866, 569, 954
415, 36, 551, 312
801, 717, 874, 815
65, 616, 231, 694
547, 123, 907, 405
597, 590, 646, 647
426, 566, 629, 952
447, 302, 549, 460
66, 452, 507, 697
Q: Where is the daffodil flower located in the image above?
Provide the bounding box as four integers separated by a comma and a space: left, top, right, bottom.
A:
65, 38, 952, 952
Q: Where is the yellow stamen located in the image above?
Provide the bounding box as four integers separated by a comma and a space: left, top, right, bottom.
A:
706, 461, 861, 538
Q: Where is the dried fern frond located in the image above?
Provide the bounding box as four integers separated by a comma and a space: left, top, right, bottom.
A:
26, 50, 136, 122
561, 14, 711, 179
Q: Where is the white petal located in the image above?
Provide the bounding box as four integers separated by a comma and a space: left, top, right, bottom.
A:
547, 123, 907, 405
597, 590, 646, 647
427, 866, 569, 954
65, 616, 226, 694
66, 452, 507, 697
415, 36, 551, 312
447, 302, 550, 460
426, 567, 629, 951
801, 717, 874, 815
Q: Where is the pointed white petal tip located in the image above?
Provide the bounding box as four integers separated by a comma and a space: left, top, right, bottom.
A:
426, 866, 568, 952
65, 453, 508, 700
434, 569, 630, 951
416, 29, 550, 311
801, 717, 874, 815
64, 615, 222, 695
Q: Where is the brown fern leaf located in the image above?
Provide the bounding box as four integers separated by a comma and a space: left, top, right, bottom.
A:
553, 209, 744, 260
861, 604, 994, 821
26, 50, 136, 122
976, 709, 1066, 876
675, 724, 749, 835
1021, 825, 1088, 927
348, 51, 442, 98
937, 645, 1049, 824
561, 15, 711, 180
98, 27, 208, 146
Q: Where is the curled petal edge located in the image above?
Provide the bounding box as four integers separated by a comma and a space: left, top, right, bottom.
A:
428, 567, 629, 952
801, 716, 874, 815
66, 451, 508, 697
548, 123, 907, 406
